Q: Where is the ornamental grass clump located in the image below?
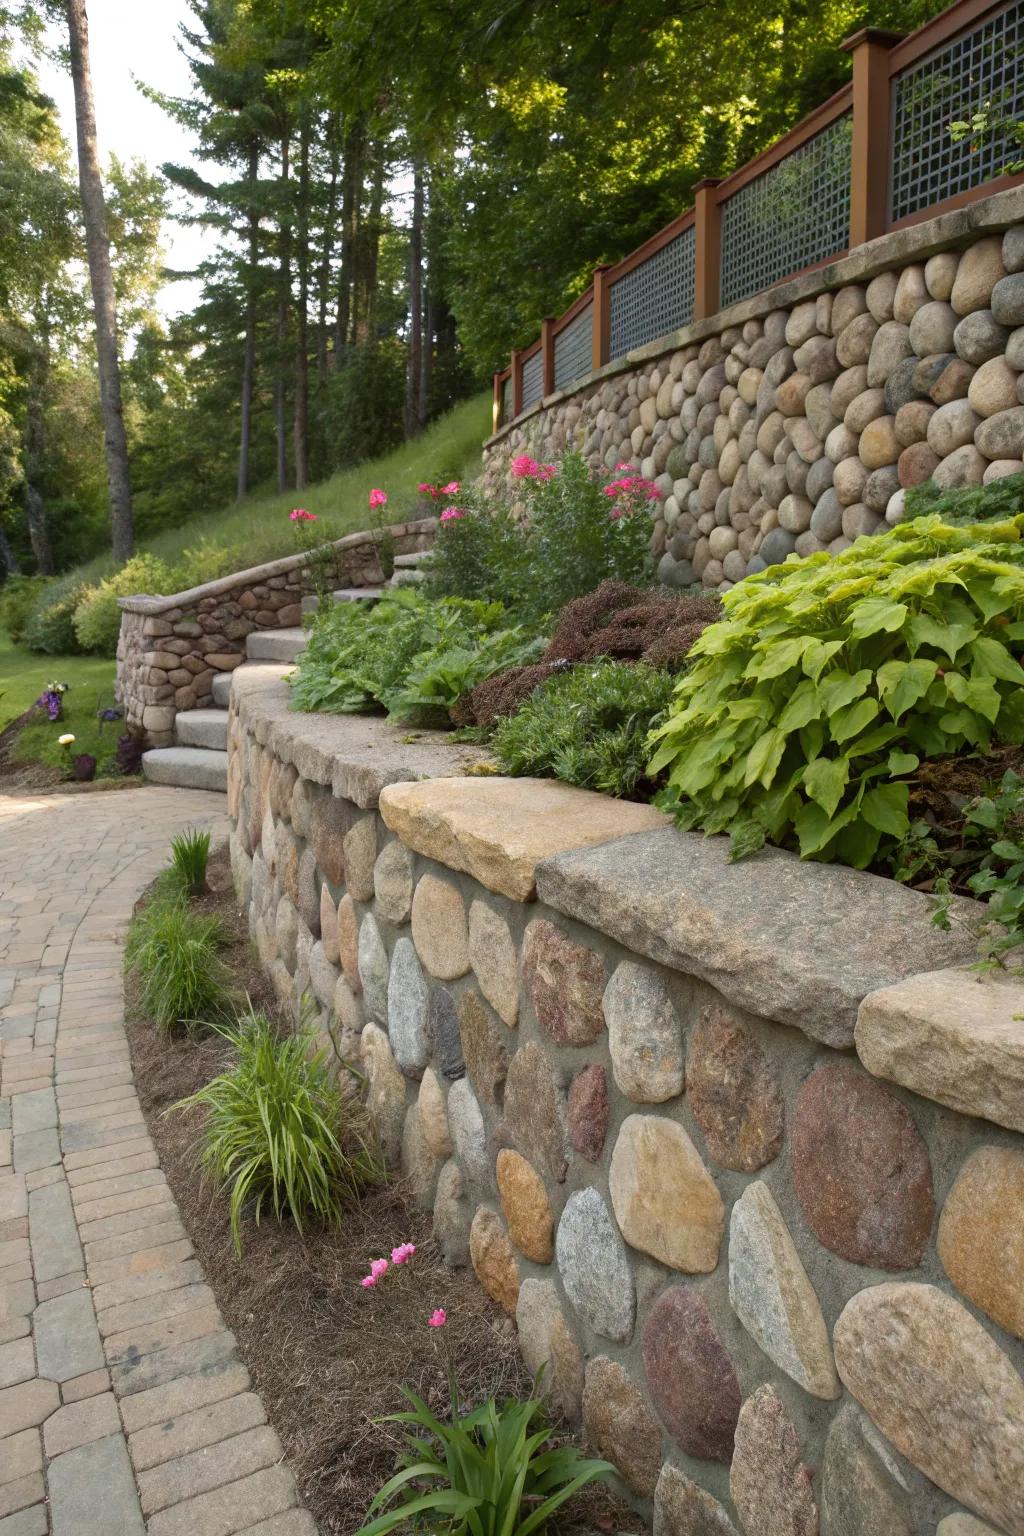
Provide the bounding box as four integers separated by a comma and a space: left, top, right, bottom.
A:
167, 827, 211, 896
125, 897, 232, 1034
650, 514, 1024, 869
173, 1005, 382, 1254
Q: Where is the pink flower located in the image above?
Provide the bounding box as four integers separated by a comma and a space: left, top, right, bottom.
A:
391, 1242, 416, 1264
439, 506, 466, 522
510, 454, 541, 479
536, 463, 556, 481
417, 482, 434, 495
289, 508, 317, 522
428, 1308, 447, 1328
615, 462, 634, 471
361, 1275, 377, 1288
369, 488, 388, 509
441, 480, 461, 495
370, 1257, 389, 1280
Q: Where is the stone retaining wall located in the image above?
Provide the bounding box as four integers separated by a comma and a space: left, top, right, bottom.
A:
115, 519, 436, 747
228, 664, 1024, 1536
482, 187, 1024, 594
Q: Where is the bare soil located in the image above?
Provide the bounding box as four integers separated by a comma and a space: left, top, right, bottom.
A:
125, 846, 639, 1535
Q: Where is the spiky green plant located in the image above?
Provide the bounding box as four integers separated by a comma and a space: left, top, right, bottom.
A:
354, 1381, 613, 1536
168, 827, 212, 896
125, 897, 231, 1034
172, 1005, 382, 1253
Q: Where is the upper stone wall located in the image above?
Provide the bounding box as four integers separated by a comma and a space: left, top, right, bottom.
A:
482, 188, 1024, 593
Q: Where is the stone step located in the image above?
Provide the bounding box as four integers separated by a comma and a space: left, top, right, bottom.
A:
211, 672, 232, 708
175, 709, 228, 751
245, 628, 307, 664
142, 747, 227, 793
389, 568, 426, 588
300, 586, 386, 617
393, 550, 433, 569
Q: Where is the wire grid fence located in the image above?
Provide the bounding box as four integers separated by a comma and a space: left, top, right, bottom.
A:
719, 113, 853, 308
500, 374, 512, 427
609, 225, 696, 358
520, 349, 544, 410
891, 0, 1024, 223
553, 302, 594, 390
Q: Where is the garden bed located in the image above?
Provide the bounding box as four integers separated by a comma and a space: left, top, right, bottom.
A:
124, 844, 641, 1536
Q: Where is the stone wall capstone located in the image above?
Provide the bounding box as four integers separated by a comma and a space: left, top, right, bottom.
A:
482, 187, 1024, 595
228, 664, 1024, 1536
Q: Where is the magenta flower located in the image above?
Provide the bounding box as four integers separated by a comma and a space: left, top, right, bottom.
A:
370, 1257, 389, 1280
536, 463, 556, 481
428, 1308, 447, 1328
289, 508, 317, 522
417, 482, 435, 497
361, 1274, 377, 1289
369, 488, 388, 509
439, 506, 466, 522
510, 454, 541, 479
441, 480, 460, 495
391, 1242, 416, 1265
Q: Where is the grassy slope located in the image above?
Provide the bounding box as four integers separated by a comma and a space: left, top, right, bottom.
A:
68, 392, 492, 590
0, 634, 118, 774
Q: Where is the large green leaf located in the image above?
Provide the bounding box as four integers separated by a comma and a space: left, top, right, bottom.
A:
876, 658, 937, 721
802, 756, 849, 818
830, 696, 879, 745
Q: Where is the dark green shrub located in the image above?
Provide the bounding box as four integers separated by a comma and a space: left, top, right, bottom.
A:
23, 575, 89, 655
904, 470, 1024, 525
650, 515, 1024, 868
355, 1384, 612, 1536
125, 897, 231, 1033
493, 661, 676, 797
173, 1005, 382, 1253
0, 575, 50, 644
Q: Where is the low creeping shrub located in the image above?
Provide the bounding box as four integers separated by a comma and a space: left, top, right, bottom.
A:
0, 575, 50, 644
168, 827, 211, 896
355, 1382, 613, 1536
290, 588, 544, 724
493, 661, 676, 798
650, 515, 1024, 868
24, 575, 91, 655
173, 1005, 382, 1254
72, 554, 176, 655
125, 898, 231, 1034
903, 469, 1024, 526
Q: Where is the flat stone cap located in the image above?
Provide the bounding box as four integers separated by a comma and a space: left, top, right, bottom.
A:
857, 967, 1024, 1132
231, 666, 490, 808
536, 829, 979, 1048
378, 777, 668, 901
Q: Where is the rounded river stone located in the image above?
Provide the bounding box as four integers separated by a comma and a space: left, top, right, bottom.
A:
457, 989, 508, 1104
469, 1205, 519, 1314
515, 1278, 584, 1424
521, 918, 606, 1046
729, 1385, 818, 1536
653, 1464, 738, 1536
641, 1286, 741, 1463
503, 1040, 568, 1182
496, 1148, 553, 1263
609, 1114, 724, 1273
604, 960, 684, 1103
411, 873, 470, 981
386, 937, 429, 1078
687, 1002, 784, 1171
792, 1062, 934, 1269
556, 1187, 636, 1344
937, 1145, 1024, 1340
582, 1356, 662, 1497
567, 1063, 609, 1162
821, 1403, 915, 1536
427, 986, 465, 1082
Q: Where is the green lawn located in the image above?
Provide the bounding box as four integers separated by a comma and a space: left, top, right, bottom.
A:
0, 635, 118, 769
67, 392, 492, 590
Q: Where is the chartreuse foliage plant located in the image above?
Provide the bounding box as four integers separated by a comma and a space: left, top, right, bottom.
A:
354, 1380, 613, 1536
290, 588, 544, 724
173, 1004, 382, 1254
125, 897, 232, 1035
649, 516, 1024, 869
168, 827, 211, 896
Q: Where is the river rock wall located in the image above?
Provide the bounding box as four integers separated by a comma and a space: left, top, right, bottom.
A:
482, 189, 1024, 593
228, 664, 1024, 1536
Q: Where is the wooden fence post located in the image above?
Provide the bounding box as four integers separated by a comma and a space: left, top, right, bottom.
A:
693, 180, 722, 322
841, 27, 903, 246
511, 349, 524, 418
492, 372, 503, 434
541, 316, 556, 396
592, 266, 611, 371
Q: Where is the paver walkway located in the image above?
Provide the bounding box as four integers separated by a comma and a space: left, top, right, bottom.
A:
0, 787, 316, 1536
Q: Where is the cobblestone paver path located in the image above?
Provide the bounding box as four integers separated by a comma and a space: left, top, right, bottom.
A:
0, 787, 316, 1536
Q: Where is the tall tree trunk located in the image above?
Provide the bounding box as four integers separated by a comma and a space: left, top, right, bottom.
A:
404, 165, 424, 439
23, 331, 54, 575
293, 111, 311, 491
275, 126, 291, 495
362, 141, 385, 345
317, 136, 340, 386
237, 141, 260, 503
333, 116, 364, 365
65, 0, 133, 561
0, 526, 19, 577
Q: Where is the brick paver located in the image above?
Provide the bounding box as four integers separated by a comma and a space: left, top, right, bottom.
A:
0, 788, 316, 1535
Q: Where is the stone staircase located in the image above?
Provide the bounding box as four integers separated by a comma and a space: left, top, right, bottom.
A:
140, 566, 431, 794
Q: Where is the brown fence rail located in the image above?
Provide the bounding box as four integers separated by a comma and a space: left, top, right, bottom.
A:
491, 0, 1024, 436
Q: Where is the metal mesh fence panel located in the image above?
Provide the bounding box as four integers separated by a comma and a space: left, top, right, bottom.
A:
521, 349, 544, 409
501, 375, 512, 426
720, 113, 852, 308
609, 225, 695, 359
891, 2, 1024, 223
554, 302, 594, 389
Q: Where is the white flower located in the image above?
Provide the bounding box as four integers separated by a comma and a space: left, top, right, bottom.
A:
58, 734, 75, 746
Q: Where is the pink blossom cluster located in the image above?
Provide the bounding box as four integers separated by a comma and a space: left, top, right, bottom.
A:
368, 488, 388, 510
418, 479, 461, 500
289, 508, 317, 522
510, 454, 556, 481
602, 474, 660, 502
357, 1242, 446, 1329
439, 506, 467, 523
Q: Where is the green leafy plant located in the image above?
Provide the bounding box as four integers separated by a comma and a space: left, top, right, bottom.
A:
0, 575, 50, 645
493, 661, 676, 798
72, 554, 176, 655
125, 897, 231, 1034
24, 575, 91, 655
291, 588, 542, 723
168, 827, 212, 896
904, 472, 1024, 527
950, 98, 1024, 174
172, 1004, 382, 1253
650, 515, 1024, 868
354, 1382, 612, 1536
